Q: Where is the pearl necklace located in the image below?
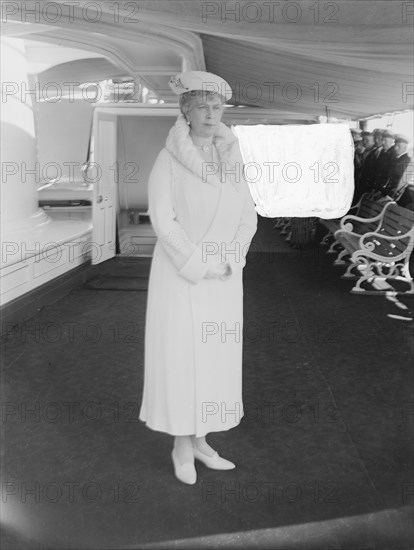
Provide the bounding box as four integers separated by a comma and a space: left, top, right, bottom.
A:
195, 144, 212, 152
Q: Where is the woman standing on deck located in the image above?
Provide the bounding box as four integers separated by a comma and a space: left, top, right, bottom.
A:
139, 71, 257, 485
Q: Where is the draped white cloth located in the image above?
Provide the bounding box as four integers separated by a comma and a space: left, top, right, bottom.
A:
233, 123, 354, 219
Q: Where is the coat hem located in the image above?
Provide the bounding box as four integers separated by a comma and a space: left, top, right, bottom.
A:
139, 415, 244, 438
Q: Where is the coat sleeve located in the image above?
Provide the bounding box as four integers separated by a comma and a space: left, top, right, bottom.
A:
223, 178, 258, 277
381, 156, 412, 198
148, 149, 215, 284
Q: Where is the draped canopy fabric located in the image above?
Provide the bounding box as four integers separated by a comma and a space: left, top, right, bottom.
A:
131, 0, 414, 120
119, 1, 408, 216
233, 123, 355, 218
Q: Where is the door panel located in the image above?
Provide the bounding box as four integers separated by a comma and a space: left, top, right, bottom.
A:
92, 113, 117, 264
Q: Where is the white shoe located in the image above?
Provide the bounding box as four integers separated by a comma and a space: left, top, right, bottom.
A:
171, 449, 197, 485
193, 447, 236, 470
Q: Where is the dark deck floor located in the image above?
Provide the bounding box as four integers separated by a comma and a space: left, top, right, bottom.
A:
1, 217, 413, 549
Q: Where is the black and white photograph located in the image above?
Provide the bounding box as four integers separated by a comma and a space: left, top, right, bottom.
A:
1, 1, 413, 549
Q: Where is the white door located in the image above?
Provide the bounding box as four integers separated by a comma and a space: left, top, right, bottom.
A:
91, 111, 117, 264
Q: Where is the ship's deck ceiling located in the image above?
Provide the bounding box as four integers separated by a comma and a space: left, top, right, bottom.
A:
5, 0, 414, 122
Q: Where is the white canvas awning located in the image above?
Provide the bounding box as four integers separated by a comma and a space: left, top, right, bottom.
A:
3, 1, 413, 122
130, 0, 414, 120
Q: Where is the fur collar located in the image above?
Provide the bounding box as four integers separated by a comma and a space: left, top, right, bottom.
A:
165, 114, 242, 191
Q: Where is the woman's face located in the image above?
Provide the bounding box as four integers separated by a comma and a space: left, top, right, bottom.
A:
186, 93, 224, 138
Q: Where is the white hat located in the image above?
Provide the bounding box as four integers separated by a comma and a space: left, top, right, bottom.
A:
169, 70, 232, 101
394, 133, 410, 144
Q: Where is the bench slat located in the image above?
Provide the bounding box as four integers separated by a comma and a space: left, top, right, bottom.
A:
336, 202, 414, 264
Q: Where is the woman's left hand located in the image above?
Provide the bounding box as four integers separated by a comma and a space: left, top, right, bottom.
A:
218, 261, 232, 280
205, 257, 232, 280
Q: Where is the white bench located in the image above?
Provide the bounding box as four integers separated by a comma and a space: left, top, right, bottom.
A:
334, 202, 414, 294
320, 192, 393, 254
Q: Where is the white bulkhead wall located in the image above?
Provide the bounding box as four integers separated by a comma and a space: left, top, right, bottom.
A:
1, 37, 49, 233
0, 36, 92, 306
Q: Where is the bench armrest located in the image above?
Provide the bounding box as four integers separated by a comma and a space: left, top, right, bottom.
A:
359, 227, 414, 247
340, 201, 394, 232
334, 227, 363, 239
347, 200, 361, 213
349, 192, 372, 212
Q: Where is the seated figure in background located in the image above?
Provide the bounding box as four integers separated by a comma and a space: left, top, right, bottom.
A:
354, 130, 379, 201
373, 129, 396, 192
361, 131, 376, 163
380, 134, 413, 205
352, 134, 365, 198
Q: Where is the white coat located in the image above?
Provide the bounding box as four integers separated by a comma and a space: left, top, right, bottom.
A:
139, 114, 258, 437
